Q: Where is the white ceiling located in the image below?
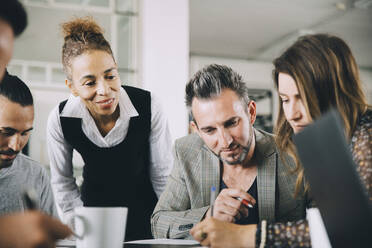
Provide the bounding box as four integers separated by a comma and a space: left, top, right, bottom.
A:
190, 0, 372, 69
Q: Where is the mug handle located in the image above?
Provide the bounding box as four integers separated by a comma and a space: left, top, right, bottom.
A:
73, 215, 86, 240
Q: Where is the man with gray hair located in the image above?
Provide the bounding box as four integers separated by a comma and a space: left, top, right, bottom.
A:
151, 64, 311, 239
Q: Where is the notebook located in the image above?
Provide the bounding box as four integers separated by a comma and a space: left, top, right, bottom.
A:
293, 109, 372, 247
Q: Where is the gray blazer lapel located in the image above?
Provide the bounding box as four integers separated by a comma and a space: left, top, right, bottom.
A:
201, 144, 220, 206
255, 130, 277, 222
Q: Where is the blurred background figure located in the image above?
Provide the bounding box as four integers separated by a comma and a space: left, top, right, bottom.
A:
0, 0, 26, 80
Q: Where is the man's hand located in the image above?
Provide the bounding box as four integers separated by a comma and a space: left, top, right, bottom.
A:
0, 210, 72, 248
206, 188, 256, 223
190, 217, 257, 248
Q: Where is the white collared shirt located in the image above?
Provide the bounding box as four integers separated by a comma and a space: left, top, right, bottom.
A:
46, 87, 173, 222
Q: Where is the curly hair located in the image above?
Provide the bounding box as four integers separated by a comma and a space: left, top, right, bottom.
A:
61, 16, 114, 80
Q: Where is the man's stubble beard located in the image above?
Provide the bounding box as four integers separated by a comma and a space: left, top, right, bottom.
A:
218, 125, 254, 166
0, 149, 19, 169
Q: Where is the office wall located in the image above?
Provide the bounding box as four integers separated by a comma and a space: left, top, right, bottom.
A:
360, 70, 372, 104
139, 0, 189, 141
28, 87, 68, 166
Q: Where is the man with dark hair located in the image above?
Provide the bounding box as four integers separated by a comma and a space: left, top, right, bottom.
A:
0, 1, 71, 247
0, 73, 56, 216
152, 64, 311, 239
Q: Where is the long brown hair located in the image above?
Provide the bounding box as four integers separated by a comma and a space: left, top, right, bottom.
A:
61, 16, 114, 80
273, 34, 369, 195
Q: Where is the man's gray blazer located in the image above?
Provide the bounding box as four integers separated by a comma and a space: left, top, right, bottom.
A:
151, 129, 312, 239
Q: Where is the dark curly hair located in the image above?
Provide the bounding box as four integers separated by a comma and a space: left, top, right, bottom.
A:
61, 16, 114, 80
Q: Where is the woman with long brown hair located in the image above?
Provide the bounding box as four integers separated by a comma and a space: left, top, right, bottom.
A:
46, 17, 173, 241
191, 34, 371, 247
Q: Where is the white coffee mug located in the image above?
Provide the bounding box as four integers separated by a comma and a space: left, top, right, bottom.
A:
74, 206, 128, 248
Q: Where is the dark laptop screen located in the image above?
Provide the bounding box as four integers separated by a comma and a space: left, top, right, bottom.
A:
293, 109, 372, 248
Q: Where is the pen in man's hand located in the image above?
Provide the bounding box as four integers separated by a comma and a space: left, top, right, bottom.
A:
236, 197, 253, 208
24, 190, 81, 239
23, 189, 39, 210
210, 186, 216, 217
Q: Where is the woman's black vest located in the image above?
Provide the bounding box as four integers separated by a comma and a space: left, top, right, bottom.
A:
59, 86, 157, 241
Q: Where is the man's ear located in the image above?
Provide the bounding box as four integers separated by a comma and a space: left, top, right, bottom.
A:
190, 121, 200, 135
248, 101, 257, 124
66, 79, 78, 96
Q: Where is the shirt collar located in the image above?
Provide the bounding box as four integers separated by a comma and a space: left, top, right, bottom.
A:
60, 87, 139, 119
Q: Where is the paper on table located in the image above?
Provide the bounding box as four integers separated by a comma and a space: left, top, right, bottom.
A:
56, 238, 75, 247
125, 239, 201, 245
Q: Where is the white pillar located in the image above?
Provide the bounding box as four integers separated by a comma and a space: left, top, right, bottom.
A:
139, 0, 189, 141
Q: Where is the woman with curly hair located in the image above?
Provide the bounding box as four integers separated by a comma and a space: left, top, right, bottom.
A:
46, 17, 173, 241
